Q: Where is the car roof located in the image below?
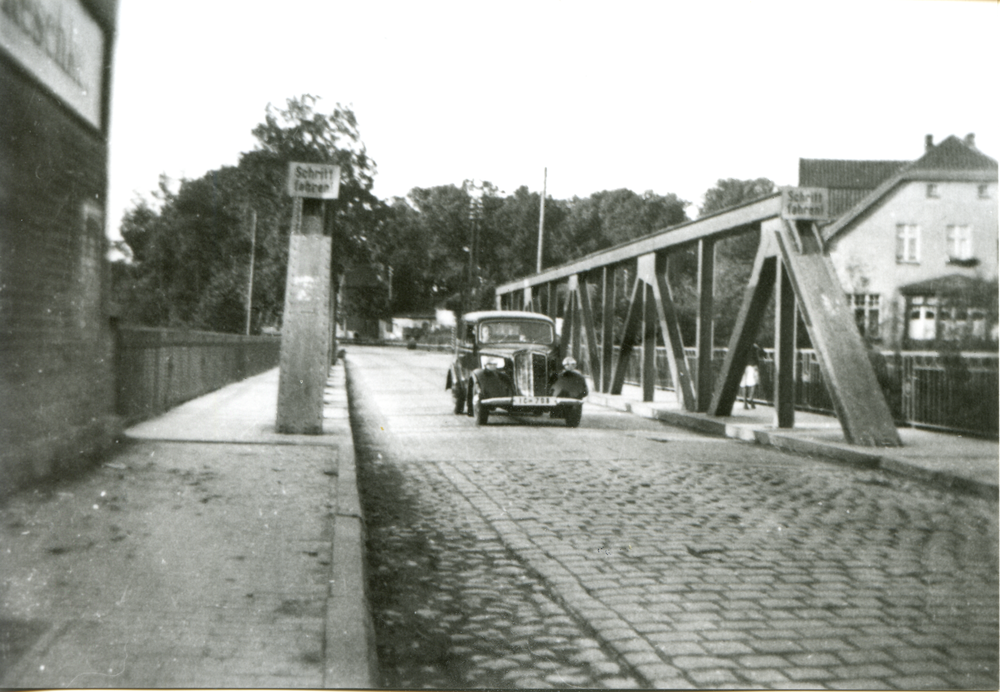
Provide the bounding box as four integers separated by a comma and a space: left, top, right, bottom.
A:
462, 310, 554, 324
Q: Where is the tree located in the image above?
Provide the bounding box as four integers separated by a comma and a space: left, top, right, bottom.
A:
370, 184, 692, 317
114, 96, 383, 333
245, 94, 384, 272
547, 189, 689, 264
406, 184, 478, 312
699, 178, 775, 217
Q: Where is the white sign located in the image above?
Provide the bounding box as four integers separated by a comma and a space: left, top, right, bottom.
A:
781, 187, 829, 220
287, 162, 341, 199
0, 0, 105, 129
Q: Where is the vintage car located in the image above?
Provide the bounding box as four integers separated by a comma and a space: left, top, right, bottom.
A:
446, 310, 588, 426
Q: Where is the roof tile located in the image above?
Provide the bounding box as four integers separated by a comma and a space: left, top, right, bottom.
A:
799, 159, 908, 189
910, 135, 998, 172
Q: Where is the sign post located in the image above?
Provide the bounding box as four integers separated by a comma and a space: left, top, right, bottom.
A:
276, 162, 340, 434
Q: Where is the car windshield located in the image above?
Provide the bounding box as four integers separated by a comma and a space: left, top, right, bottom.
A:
479, 319, 554, 345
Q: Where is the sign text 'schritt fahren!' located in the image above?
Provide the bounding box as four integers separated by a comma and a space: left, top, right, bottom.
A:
287, 162, 341, 199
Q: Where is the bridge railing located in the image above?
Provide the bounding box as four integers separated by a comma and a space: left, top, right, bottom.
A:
590, 345, 997, 437
115, 327, 281, 424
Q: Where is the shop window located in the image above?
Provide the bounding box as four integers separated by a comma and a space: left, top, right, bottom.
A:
896, 224, 920, 263
851, 293, 881, 339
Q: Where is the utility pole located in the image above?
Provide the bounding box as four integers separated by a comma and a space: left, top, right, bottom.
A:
467, 180, 483, 314
537, 167, 546, 273
245, 208, 257, 335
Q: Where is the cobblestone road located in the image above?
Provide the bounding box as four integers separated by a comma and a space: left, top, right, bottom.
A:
348, 346, 998, 690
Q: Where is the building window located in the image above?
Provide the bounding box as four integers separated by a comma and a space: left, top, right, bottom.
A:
940, 306, 967, 341
907, 297, 937, 341
851, 293, 881, 339
896, 224, 920, 263
970, 309, 987, 339
978, 184, 990, 199
907, 297, 996, 345
926, 183, 939, 198
946, 225, 973, 261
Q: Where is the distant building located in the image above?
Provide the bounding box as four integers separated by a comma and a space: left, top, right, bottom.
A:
801, 134, 997, 350
384, 313, 437, 341
382, 309, 455, 343
799, 158, 909, 218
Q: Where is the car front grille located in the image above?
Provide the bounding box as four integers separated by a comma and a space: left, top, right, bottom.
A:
514, 351, 549, 396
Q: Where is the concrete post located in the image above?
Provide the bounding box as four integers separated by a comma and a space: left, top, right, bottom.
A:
277, 198, 332, 434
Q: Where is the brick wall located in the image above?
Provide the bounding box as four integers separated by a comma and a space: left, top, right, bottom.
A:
0, 41, 120, 492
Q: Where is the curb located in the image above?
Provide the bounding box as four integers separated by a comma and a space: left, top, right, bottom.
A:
342, 339, 451, 352
324, 361, 379, 689
587, 392, 998, 500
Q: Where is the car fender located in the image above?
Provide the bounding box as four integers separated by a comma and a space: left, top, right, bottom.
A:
447, 363, 465, 393
471, 368, 513, 400
551, 370, 588, 400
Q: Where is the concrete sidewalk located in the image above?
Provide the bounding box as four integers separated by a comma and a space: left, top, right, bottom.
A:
589, 385, 998, 499
0, 363, 376, 689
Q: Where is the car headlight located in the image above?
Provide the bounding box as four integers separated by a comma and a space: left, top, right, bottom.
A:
562, 356, 577, 371
481, 355, 505, 370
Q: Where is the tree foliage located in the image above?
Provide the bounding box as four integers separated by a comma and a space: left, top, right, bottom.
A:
113, 96, 383, 333
114, 97, 773, 345
369, 185, 689, 315
699, 177, 775, 217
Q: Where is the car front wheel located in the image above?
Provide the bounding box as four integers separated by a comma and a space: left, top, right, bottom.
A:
472, 380, 489, 426
564, 405, 582, 428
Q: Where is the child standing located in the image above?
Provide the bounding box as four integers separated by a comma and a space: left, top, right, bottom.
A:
740, 346, 760, 409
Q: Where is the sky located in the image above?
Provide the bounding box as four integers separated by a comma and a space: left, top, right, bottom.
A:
106, 0, 998, 239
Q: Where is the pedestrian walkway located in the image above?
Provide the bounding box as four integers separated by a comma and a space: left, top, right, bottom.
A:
0, 364, 375, 689
588, 384, 999, 498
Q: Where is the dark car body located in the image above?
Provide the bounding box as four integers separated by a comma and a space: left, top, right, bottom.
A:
445, 310, 588, 426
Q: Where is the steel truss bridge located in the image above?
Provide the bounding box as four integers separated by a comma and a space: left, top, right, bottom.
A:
495, 194, 901, 447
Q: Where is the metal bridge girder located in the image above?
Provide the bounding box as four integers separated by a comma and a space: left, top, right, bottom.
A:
641, 254, 696, 410
564, 274, 602, 382
604, 254, 695, 409
708, 231, 779, 417
599, 267, 615, 393
773, 219, 901, 446
610, 275, 644, 396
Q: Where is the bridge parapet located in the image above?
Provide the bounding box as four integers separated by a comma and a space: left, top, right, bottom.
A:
115, 327, 281, 424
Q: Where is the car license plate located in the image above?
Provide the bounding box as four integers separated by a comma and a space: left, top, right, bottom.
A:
512, 396, 553, 406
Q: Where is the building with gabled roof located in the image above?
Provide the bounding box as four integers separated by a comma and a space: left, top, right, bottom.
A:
800, 158, 909, 217
800, 134, 997, 350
